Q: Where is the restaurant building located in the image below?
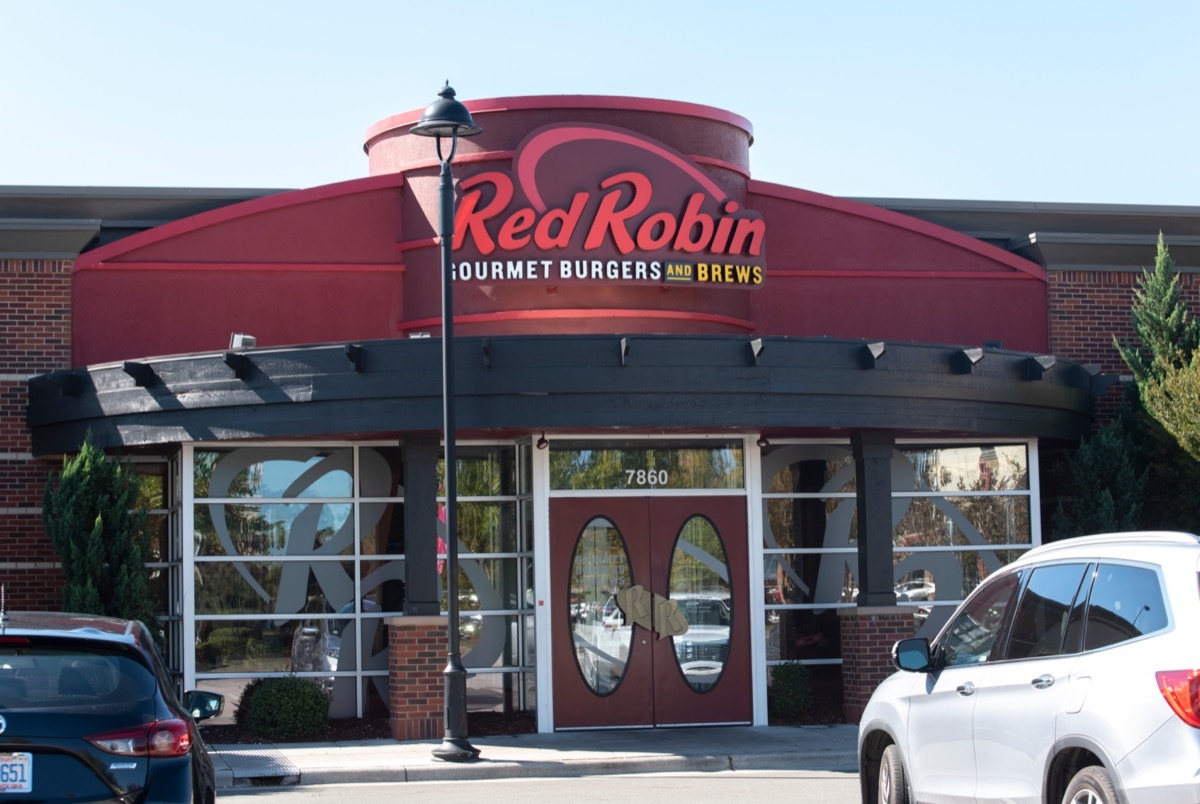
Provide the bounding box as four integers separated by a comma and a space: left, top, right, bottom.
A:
5, 94, 1200, 733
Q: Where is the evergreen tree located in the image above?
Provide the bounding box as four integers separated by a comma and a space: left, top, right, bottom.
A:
1142, 356, 1200, 464
1106, 234, 1200, 531
42, 431, 157, 627
1051, 416, 1146, 539
1114, 233, 1200, 388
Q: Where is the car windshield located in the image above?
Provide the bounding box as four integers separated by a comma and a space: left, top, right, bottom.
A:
0, 642, 157, 709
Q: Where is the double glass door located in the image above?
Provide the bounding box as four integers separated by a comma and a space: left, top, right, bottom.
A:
550, 496, 750, 729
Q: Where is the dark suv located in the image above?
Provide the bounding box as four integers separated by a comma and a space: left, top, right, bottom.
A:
0, 611, 224, 802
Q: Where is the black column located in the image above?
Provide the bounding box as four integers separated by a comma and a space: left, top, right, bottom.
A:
853, 430, 896, 607
403, 435, 441, 616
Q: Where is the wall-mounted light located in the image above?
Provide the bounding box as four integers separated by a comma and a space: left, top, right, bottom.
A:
757, 436, 770, 449
748, 338, 764, 366
861, 341, 887, 369
229, 333, 257, 350
536, 433, 549, 450
952, 347, 985, 374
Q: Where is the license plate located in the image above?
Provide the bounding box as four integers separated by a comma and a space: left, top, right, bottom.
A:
0, 753, 31, 793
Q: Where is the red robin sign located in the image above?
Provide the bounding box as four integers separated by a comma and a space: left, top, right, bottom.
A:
452, 124, 765, 287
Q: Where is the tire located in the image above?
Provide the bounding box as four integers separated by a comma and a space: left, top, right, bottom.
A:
878, 743, 909, 804
1063, 765, 1118, 804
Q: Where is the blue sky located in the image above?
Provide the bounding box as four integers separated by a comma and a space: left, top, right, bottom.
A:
2, 1, 1197, 205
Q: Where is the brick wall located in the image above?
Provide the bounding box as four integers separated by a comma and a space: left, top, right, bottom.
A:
387, 616, 447, 742
0, 259, 70, 609
1048, 268, 1200, 425
839, 607, 917, 723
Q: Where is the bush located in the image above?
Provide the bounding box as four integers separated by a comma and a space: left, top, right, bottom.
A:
769, 661, 814, 722
238, 677, 330, 741
233, 678, 269, 727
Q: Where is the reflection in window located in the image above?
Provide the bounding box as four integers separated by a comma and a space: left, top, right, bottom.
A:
194, 448, 355, 499
892, 442, 1036, 642
550, 440, 744, 491
939, 571, 1020, 666
761, 444, 857, 677
568, 517, 633, 696
893, 498, 1031, 549
669, 516, 731, 693
192, 443, 534, 720
898, 445, 1029, 493
1084, 564, 1168, 650
1005, 563, 1087, 660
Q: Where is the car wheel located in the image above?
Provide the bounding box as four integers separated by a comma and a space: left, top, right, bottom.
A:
1063, 765, 1117, 804
879, 744, 909, 804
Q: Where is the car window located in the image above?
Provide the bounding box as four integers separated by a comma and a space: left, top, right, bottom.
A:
0, 645, 157, 709
1004, 562, 1088, 660
938, 571, 1020, 667
1083, 563, 1169, 650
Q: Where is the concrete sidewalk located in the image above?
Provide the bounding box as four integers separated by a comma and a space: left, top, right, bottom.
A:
210, 724, 859, 789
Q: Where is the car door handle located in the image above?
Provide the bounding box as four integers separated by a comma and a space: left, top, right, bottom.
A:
956, 681, 976, 696
1031, 674, 1055, 689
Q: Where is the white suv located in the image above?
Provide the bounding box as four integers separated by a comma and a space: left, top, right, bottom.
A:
858, 532, 1200, 804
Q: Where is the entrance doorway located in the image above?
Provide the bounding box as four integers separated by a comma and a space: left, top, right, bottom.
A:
550, 496, 751, 729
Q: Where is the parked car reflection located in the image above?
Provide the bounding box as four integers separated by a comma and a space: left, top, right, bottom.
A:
289, 601, 380, 693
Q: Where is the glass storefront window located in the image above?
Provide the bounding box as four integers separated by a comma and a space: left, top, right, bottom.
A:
191, 442, 532, 720
891, 443, 1036, 636
668, 516, 732, 693
550, 440, 744, 491
439, 446, 518, 497
760, 441, 1038, 674
194, 448, 355, 499
764, 609, 842, 662
193, 560, 356, 615
893, 548, 1027, 601
893, 497, 1031, 548
454, 501, 520, 554
194, 620, 301, 674
195, 503, 355, 556
568, 516, 633, 696
897, 444, 1029, 493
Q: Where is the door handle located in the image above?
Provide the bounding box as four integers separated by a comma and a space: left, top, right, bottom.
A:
956, 681, 976, 696
1031, 674, 1055, 689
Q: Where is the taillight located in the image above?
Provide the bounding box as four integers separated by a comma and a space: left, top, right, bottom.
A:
86, 719, 192, 757
1156, 670, 1200, 728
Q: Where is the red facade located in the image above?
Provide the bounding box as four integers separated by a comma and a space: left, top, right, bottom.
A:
71, 96, 1047, 367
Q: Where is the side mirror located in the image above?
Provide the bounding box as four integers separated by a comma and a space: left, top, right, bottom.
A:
892, 637, 933, 672
184, 690, 225, 722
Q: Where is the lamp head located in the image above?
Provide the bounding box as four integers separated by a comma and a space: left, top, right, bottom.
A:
411, 82, 482, 139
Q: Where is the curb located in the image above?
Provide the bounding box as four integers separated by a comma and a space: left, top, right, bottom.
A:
215, 749, 859, 789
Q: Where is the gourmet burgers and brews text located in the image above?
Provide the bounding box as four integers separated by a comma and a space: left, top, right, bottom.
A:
444, 124, 766, 287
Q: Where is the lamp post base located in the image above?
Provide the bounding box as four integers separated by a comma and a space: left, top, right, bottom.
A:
432, 737, 481, 762
431, 659, 479, 761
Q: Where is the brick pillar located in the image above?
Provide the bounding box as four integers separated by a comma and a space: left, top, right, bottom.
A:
387, 616, 447, 741
839, 607, 917, 723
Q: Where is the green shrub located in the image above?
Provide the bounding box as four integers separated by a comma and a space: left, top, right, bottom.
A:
240, 677, 330, 741
233, 678, 269, 727
768, 661, 814, 722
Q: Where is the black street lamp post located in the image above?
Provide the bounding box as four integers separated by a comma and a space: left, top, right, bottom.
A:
411, 82, 482, 762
